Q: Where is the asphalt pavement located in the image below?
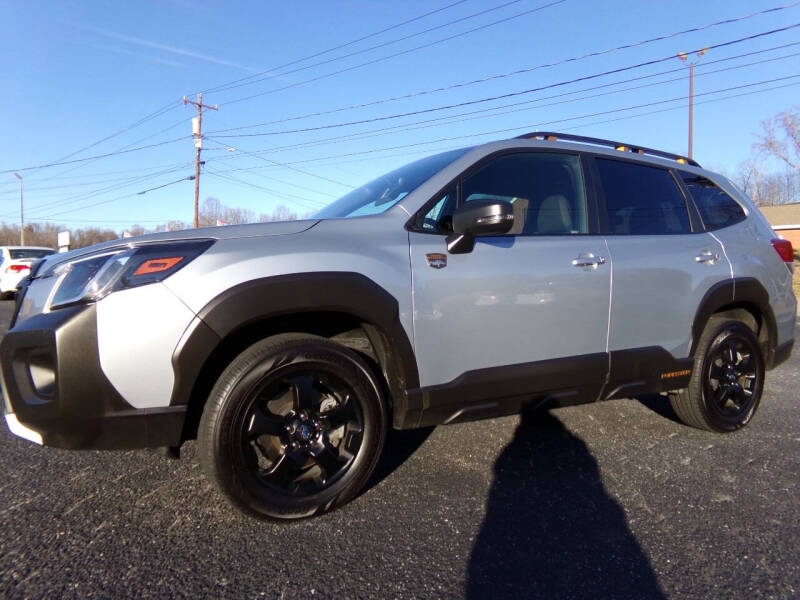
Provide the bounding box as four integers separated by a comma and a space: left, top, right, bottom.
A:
0, 299, 798, 599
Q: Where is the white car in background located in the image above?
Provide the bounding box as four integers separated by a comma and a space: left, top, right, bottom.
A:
0, 246, 57, 297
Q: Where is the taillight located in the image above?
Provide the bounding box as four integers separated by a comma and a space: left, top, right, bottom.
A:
7, 264, 30, 273
771, 238, 794, 263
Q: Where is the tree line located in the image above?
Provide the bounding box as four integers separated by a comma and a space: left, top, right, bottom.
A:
724, 105, 799, 207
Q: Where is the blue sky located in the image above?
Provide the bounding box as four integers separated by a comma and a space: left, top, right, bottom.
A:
1, 0, 799, 230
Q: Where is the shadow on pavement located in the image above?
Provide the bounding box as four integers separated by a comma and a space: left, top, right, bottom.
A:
363, 426, 434, 492
466, 409, 664, 599
637, 393, 683, 425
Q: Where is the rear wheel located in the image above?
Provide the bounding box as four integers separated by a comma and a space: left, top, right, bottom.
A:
670, 319, 764, 432
198, 333, 387, 520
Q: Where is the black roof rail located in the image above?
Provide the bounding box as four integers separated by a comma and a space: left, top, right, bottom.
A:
515, 131, 701, 168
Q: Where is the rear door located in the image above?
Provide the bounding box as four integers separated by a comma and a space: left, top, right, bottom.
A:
591, 156, 730, 382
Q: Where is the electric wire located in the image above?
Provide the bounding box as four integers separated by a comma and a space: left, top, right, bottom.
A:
211, 23, 800, 139
222, 0, 567, 106
199, 0, 472, 94
210, 0, 534, 95
214, 3, 800, 128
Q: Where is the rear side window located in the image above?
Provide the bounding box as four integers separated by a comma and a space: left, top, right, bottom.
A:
679, 172, 746, 230
596, 158, 691, 235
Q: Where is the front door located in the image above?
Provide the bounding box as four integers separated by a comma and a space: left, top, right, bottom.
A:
408, 151, 611, 410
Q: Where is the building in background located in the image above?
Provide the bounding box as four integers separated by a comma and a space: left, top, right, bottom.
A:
760, 204, 800, 249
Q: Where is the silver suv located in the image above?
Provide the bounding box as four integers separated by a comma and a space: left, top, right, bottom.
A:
2, 132, 795, 520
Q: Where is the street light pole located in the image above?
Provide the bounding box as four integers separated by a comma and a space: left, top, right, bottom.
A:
677, 48, 707, 160
13, 172, 23, 245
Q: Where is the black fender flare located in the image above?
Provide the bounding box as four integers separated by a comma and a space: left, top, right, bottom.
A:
691, 277, 777, 365
169, 272, 420, 428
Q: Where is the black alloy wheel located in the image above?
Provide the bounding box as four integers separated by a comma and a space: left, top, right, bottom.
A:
198, 333, 387, 520
241, 370, 364, 496
670, 319, 765, 432
703, 331, 761, 422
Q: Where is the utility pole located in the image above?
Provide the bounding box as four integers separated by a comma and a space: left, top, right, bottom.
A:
183, 93, 218, 228
677, 48, 707, 159
13, 172, 23, 245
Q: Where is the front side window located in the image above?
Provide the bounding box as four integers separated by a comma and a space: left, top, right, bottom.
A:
314, 148, 470, 219
679, 172, 746, 230
460, 152, 588, 235
596, 158, 691, 235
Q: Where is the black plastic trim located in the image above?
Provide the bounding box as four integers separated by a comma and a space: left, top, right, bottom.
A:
0, 304, 186, 449
691, 277, 777, 365
404, 345, 704, 428
173, 272, 420, 429
602, 347, 694, 400
405, 353, 608, 428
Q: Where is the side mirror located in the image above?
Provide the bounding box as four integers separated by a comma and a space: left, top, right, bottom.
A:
445, 200, 514, 254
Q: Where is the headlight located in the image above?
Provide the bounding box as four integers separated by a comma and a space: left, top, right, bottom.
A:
42, 239, 213, 310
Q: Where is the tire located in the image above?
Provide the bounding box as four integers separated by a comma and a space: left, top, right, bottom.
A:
198, 333, 387, 520
670, 318, 764, 432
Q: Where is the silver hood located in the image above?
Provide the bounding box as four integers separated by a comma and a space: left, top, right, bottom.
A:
35, 219, 321, 273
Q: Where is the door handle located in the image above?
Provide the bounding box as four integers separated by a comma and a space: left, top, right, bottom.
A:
695, 251, 720, 264
572, 254, 606, 268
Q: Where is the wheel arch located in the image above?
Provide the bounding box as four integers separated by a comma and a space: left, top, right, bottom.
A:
170, 272, 420, 441
691, 278, 778, 368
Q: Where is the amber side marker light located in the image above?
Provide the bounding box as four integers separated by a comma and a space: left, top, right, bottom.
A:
133, 257, 184, 276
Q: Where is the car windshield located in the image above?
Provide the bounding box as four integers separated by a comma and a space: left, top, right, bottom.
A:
9, 249, 55, 260
313, 147, 470, 219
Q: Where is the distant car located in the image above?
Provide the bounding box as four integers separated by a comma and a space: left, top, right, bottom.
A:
0, 246, 57, 298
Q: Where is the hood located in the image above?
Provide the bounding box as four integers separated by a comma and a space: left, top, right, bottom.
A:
36, 219, 321, 272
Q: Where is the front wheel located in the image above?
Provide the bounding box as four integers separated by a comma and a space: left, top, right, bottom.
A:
670, 319, 764, 432
198, 333, 387, 520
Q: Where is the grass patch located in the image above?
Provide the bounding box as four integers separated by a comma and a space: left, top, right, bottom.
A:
794, 263, 800, 299
794, 252, 800, 299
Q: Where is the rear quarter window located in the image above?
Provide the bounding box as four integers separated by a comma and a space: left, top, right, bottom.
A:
679, 172, 746, 230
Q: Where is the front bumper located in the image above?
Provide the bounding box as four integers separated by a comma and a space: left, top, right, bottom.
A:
1, 303, 186, 449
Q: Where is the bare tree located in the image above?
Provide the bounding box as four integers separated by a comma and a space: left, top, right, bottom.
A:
756, 106, 800, 172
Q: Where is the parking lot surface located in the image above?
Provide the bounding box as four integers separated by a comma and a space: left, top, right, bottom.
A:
0, 299, 798, 599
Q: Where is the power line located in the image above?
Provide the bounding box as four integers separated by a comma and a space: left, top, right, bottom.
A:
210, 0, 530, 95
236, 48, 800, 155
204, 169, 327, 209
209, 74, 800, 170
49, 102, 180, 163
222, 0, 567, 106
27, 76, 795, 223
206, 137, 353, 188
0, 164, 192, 219
0, 137, 189, 175
199, 0, 471, 95
213, 2, 800, 129
31, 173, 197, 220
211, 23, 800, 140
